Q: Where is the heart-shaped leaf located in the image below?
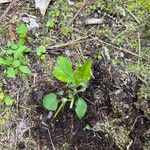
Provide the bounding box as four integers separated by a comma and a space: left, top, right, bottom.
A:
43, 93, 58, 111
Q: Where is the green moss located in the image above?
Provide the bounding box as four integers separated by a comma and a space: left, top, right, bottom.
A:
128, 0, 150, 13
99, 27, 111, 38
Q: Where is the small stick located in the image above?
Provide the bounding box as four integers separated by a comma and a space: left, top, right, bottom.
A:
123, 6, 140, 24
67, 0, 89, 26
45, 127, 56, 150
138, 32, 141, 66
130, 115, 149, 132
92, 36, 139, 57
137, 75, 147, 85
77, 42, 85, 61
16, 88, 20, 114
48, 36, 88, 49
72, 28, 139, 57
0, 0, 17, 23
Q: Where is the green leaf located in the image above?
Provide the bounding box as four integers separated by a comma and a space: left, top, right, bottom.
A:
6, 67, 16, 78
74, 60, 92, 87
18, 55, 28, 65
5, 57, 13, 63
52, 56, 74, 83
7, 41, 18, 49
0, 58, 9, 66
43, 93, 58, 111
14, 48, 24, 60
14, 46, 30, 60
5, 50, 15, 55
48, 10, 60, 17
24, 47, 31, 53
0, 92, 5, 100
12, 60, 21, 68
75, 97, 87, 119
18, 38, 25, 46
18, 45, 27, 52
4, 96, 14, 106
36, 45, 46, 56
19, 65, 31, 74
46, 20, 55, 28
16, 23, 27, 38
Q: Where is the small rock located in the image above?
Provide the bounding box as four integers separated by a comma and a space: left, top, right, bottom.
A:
85, 18, 104, 25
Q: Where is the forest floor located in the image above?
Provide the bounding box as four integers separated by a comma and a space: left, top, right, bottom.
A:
0, 0, 150, 150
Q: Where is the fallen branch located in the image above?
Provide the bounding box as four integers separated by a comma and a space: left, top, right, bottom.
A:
123, 6, 140, 24
67, 0, 89, 26
92, 36, 139, 57
48, 36, 89, 49
48, 31, 139, 57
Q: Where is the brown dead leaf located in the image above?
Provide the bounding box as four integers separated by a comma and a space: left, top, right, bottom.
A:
8, 24, 17, 41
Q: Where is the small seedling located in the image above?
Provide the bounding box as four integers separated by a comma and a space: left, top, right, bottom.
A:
46, 19, 56, 28
46, 9, 60, 29
0, 23, 31, 78
60, 26, 72, 37
36, 45, 46, 60
0, 89, 14, 106
43, 56, 92, 119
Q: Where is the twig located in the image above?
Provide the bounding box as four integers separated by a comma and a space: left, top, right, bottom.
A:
130, 115, 149, 132
44, 127, 56, 150
0, 0, 17, 23
138, 32, 141, 66
123, 6, 140, 24
72, 28, 139, 57
48, 36, 89, 49
16, 89, 20, 114
0, 111, 5, 117
77, 43, 84, 61
137, 75, 147, 85
72, 27, 87, 35
67, 0, 89, 26
92, 36, 139, 57
48, 35, 138, 57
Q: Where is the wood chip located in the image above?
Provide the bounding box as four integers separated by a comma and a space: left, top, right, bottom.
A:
85, 18, 104, 25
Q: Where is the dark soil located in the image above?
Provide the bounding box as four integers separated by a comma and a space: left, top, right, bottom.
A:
28, 61, 150, 150
0, 1, 150, 150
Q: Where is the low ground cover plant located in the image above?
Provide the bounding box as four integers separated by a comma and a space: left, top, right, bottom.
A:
0, 88, 14, 106
36, 45, 46, 60
0, 23, 31, 78
43, 56, 92, 119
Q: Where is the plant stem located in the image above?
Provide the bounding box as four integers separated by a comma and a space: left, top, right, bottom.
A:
53, 101, 65, 118
69, 98, 74, 109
